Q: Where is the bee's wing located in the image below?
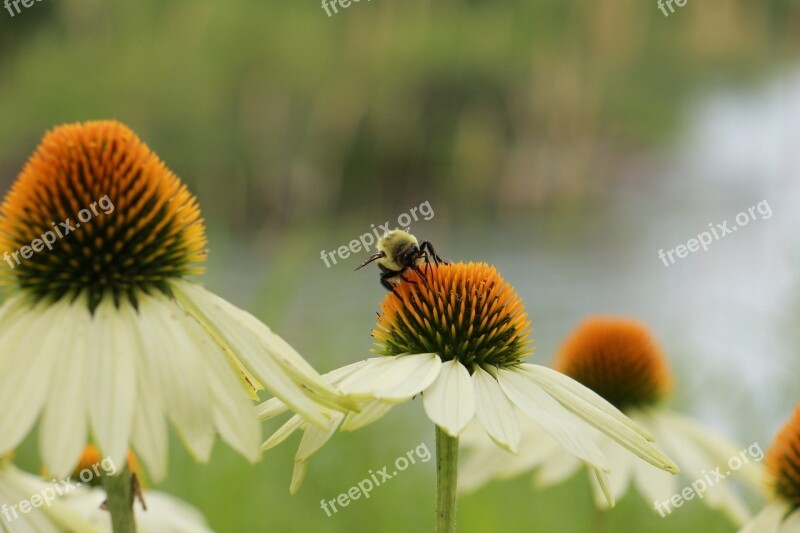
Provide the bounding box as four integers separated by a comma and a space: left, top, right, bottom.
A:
355, 251, 386, 271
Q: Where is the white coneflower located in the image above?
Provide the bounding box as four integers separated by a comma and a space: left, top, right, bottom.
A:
740, 406, 800, 532
0, 121, 354, 529
60, 446, 215, 533
461, 316, 762, 526
0, 454, 101, 532
261, 263, 678, 531
66, 490, 214, 533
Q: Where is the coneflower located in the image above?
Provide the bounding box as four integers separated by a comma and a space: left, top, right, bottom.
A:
0, 120, 353, 532
61, 446, 215, 533
460, 316, 762, 525
740, 406, 800, 532
0, 453, 100, 532
261, 265, 678, 532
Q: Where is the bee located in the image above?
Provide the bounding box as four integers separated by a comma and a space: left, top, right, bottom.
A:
356, 230, 445, 291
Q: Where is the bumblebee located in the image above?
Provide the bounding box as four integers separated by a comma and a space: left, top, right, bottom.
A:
356, 230, 445, 291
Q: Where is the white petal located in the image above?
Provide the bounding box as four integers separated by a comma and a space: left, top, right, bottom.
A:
182, 310, 262, 463
39, 300, 91, 478
0, 300, 58, 459
462, 417, 562, 492
516, 365, 678, 473
656, 409, 763, 492
631, 451, 679, 513
620, 413, 677, 513
497, 368, 608, 471
324, 359, 378, 386
459, 443, 517, 494
63, 487, 214, 533
290, 415, 344, 494
651, 412, 751, 525
340, 354, 442, 402
1, 463, 102, 532
295, 415, 343, 463
173, 282, 352, 425
534, 451, 581, 487
779, 507, 800, 533
336, 358, 395, 393
509, 423, 563, 477
255, 397, 289, 421
597, 437, 634, 507
255, 348, 372, 422
471, 366, 520, 453
135, 491, 215, 533
127, 307, 168, 482
130, 370, 168, 482
88, 299, 138, 471
740, 502, 791, 533
290, 462, 309, 496
517, 364, 654, 440
592, 467, 615, 508
137, 295, 214, 462
340, 400, 394, 431
261, 415, 305, 451
422, 360, 476, 436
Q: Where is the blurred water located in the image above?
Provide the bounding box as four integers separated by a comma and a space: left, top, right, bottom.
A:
491, 67, 800, 444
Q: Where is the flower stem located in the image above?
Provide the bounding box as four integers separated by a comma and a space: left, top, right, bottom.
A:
435, 425, 458, 533
102, 464, 136, 533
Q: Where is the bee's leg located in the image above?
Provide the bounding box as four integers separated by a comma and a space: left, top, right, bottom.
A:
417, 251, 434, 278
410, 264, 429, 287
420, 241, 447, 265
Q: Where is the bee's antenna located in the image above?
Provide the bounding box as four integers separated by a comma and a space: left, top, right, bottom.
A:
355, 251, 386, 271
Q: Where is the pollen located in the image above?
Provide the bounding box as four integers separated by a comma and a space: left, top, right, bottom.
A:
0, 121, 207, 310
372, 262, 533, 367
765, 406, 800, 507
553, 317, 672, 411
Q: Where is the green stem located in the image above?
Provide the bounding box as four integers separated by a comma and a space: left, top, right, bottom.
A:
435, 425, 458, 533
102, 464, 136, 533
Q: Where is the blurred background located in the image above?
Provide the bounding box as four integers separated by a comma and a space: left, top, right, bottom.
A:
1, 1, 799, 531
